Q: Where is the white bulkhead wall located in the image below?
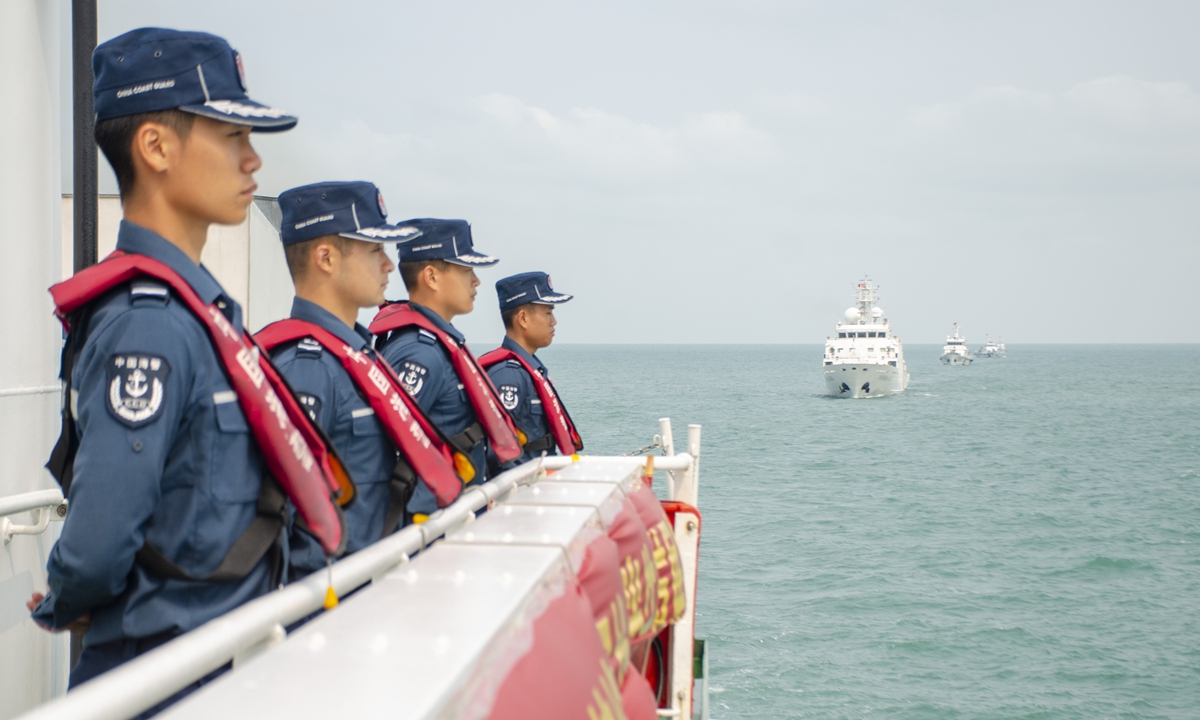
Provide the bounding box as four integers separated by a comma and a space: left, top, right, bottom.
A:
60, 196, 294, 333
0, 0, 72, 715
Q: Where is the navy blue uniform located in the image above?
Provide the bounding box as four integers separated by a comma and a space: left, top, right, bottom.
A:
378, 302, 486, 515
44, 26, 302, 702
269, 299, 398, 577
487, 337, 556, 464
33, 222, 271, 664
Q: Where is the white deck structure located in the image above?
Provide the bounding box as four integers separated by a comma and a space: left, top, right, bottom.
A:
1, 3, 74, 713
823, 278, 909, 398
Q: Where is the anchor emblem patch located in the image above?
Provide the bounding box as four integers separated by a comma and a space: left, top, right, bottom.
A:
399, 361, 427, 397
499, 384, 520, 411
107, 354, 170, 427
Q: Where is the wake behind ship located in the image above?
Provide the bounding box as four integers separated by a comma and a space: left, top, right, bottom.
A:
823, 278, 909, 398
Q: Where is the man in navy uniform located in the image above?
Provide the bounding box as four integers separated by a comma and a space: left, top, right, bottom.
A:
369, 220, 522, 523
260, 182, 463, 576
26, 28, 312, 701
480, 272, 584, 464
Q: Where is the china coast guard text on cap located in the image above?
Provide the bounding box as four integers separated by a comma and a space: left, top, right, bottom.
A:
93, 27, 297, 130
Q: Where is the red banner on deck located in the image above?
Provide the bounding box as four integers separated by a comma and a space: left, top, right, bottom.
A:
485, 580, 627, 720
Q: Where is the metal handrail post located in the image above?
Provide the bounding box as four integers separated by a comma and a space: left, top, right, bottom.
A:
658, 418, 678, 499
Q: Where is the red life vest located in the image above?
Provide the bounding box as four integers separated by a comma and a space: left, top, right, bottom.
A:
478, 347, 583, 454
256, 318, 465, 508
369, 302, 523, 464
49, 252, 352, 556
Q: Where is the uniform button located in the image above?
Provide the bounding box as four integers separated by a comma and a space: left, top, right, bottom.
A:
132, 440, 144, 452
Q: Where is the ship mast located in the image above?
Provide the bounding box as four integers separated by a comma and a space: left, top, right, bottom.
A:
854, 277, 881, 324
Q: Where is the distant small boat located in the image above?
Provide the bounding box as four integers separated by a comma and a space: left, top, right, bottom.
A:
940, 323, 973, 365
977, 334, 1006, 358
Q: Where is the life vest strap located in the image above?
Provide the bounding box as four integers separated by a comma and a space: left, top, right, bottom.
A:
447, 422, 486, 456
135, 474, 287, 583
523, 433, 556, 454
44, 304, 97, 496
382, 457, 417, 537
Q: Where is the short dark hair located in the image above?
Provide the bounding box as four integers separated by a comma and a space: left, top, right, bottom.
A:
94, 110, 195, 197
502, 305, 524, 329
399, 259, 453, 292
284, 234, 353, 281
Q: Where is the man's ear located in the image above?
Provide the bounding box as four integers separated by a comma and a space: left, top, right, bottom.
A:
131, 121, 177, 176
310, 241, 339, 277
515, 308, 530, 330
421, 263, 439, 293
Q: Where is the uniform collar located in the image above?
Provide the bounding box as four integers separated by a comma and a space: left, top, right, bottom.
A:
408, 301, 466, 344
115, 220, 241, 328
290, 297, 372, 350
502, 335, 546, 373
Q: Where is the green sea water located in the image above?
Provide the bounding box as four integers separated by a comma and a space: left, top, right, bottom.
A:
542, 344, 1200, 719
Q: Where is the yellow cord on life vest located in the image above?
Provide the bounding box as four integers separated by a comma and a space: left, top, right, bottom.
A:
517, 430, 528, 446
412, 513, 429, 524
570, 453, 581, 462
323, 558, 338, 610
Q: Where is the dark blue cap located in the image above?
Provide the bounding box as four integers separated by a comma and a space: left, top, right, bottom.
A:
395, 219, 499, 267
93, 28, 297, 131
277, 182, 421, 245
496, 272, 573, 312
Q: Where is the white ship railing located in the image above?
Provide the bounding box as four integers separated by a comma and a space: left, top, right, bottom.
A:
17, 436, 701, 720
1, 489, 68, 545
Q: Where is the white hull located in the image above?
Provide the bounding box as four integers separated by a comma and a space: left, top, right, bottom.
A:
940, 352, 972, 365
823, 362, 908, 398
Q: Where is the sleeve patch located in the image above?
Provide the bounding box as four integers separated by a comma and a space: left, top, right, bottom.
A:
296, 392, 322, 422
398, 361, 428, 396
498, 384, 520, 411
106, 354, 170, 428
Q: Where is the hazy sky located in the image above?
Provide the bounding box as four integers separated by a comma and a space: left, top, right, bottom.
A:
68, 1, 1200, 343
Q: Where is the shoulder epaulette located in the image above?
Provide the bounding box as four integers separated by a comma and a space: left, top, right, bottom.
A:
506, 359, 522, 368
296, 337, 323, 357
417, 329, 438, 345
130, 280, 169, 301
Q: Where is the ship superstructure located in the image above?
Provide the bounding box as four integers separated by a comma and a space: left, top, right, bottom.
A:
940, 323, 973, 365
823, 278, 909, 398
